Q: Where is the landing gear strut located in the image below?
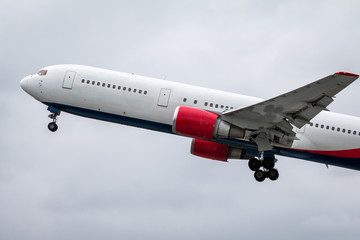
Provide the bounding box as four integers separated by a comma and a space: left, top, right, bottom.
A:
248, 155, 279, 182
47, 106, 61, 132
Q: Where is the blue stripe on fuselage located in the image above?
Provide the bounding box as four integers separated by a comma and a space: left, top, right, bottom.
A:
44, 102, 174, 134
44, 102, 360, 171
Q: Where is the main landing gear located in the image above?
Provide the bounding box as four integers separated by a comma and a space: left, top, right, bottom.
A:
47, 106, 61, 132
248, 156, 279, 182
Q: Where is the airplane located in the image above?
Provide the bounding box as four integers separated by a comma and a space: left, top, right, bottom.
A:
20, 65, 360, 182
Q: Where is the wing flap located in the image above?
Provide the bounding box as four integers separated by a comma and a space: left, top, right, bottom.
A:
286, 95, 333, 128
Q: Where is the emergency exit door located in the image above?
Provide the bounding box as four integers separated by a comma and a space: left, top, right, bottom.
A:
62, 70, 76, 89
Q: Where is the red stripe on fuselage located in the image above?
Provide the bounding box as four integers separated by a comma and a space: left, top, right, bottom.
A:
292, 148, 360, 158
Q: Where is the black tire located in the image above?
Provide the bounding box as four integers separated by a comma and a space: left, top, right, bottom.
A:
248, 158, 261, 171
48, 122, 58, 132
263, 157, 275, 169
268, 168, 279, 181
254, 170, 266, 182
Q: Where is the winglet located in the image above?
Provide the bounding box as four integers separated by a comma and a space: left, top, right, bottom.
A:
336, 72, 359, 77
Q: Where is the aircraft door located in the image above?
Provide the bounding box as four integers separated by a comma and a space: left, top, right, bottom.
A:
157, 88, 171, 107
62, 70, 76, 89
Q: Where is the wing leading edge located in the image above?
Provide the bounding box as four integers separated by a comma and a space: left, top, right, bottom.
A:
220, 72, 359, 151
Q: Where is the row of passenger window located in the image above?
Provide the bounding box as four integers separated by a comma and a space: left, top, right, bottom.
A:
81, 79, 147, 95
310, 122, 360, 136
182, 98, 234, 110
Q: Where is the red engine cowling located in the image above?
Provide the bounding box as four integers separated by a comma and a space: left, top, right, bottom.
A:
191, 139, 248, 162
172, 106, 219, 140
191, 139, 229, 161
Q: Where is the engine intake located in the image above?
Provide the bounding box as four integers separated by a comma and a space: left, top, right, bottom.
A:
172, 106, 245, 140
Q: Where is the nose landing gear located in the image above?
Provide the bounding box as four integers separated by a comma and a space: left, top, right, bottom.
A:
48, 115, 58, 132
47, 106, 61, 132
48, 122, 58, 132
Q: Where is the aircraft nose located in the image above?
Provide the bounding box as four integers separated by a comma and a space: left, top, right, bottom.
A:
20, 76, 31, 95
20, 74, 44, 101
20, 77, 28, 91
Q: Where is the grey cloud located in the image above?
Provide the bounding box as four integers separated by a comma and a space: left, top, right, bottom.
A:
1, 0, 360, 239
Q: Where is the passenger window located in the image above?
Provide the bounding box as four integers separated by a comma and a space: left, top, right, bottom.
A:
194, 100, 197, 104
205, 102, 208, 106
123, 87, 126, 91
315, 124, 319, 127
139, 90, 142, 94
118, 86, 121, 90
134, 89, 137, 93
326, 126, 329, 130
221, 105, 224, 108
210, 103, 213, 107
81, 79, 85, 83
102, 83, 105, 87
321, 125, 324, 128
215, 104, 218, 108
343, 129, 346, 133
113, 85, 116, 89
331, 127, 335, 131
183, 98, 187, 102
144, 91, 147, 95
348, 130, 351, 134
337, 128, 340, 132
353, 131, 357, 135
128, 88, 132, 92
87, 80, 90, 84
92, 81, 95, 85
97, 82, 100, 86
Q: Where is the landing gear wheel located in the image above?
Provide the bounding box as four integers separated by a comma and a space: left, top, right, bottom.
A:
263, 157, 275, 170
48, 122, 58, 132
268, 168, 279, 181
254, 170, 266, 182
248, 158, 261, 171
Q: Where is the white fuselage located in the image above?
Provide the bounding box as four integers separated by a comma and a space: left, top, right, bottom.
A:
20, 65, 360, 169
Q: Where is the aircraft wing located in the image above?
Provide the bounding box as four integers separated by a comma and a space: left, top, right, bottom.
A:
220, 72, 359, 151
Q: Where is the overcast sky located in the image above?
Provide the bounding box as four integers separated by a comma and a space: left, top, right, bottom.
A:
1, 0, 360, 239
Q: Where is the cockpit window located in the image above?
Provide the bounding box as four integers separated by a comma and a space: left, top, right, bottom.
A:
37, 70, 47, 76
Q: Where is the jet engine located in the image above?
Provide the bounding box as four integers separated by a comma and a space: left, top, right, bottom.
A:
172, 106, 245, 140
190, 139, 249, 161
